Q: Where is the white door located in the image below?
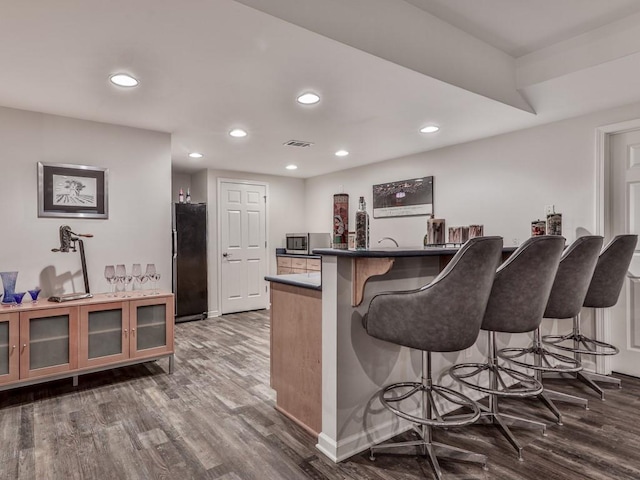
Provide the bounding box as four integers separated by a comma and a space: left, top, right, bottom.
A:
609, 128, 640, 376
219, 180, 268, 314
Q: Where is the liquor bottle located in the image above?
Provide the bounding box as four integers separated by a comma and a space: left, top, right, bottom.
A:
186, 188, 191, 204
178, 188, 184, 203
355, 196, 370, 250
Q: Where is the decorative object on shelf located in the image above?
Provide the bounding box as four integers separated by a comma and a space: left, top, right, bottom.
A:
186, 188, 191, 204
355, 196, 370, 250
179, 188, 185, 203
372, 176, 433, 218
469, 225, 484, 239
0, 271, 18, 304
12, 292, 26, 306
448, 226, 463, 244
49, 225, 93, 302
424, 216, 446, 246
333, 193, 349, 249
546, 208, 562, 236
460, 226, 470, 243
38, 162, 108, 219
28, 288, 41, 303
348, 232, 356, 249
531, 219, 546, 236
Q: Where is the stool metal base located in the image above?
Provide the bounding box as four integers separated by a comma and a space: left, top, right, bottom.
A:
498, 345, 582, 373
450, 362, 543, 397
370, 351, 487, 480
476, 404, 547, 462
542, 332, 619, 356
369, 427, 488, 480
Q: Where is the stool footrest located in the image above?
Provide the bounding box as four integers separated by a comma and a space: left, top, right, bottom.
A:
449, 362, 543, 397
379, 382, 480, 428
497, 346, 582, 373
541, 333, 619, 356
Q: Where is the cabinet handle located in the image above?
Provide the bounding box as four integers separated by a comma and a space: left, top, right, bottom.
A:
124, 329, 128, 336
22, 343, 26, 351
11, 345, 15, 352
132, 328, 136, 335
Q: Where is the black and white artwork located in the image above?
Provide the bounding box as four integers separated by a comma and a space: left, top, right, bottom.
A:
372, 176, 433, 218
38, 162, 109, 219
52, 174, 97, 207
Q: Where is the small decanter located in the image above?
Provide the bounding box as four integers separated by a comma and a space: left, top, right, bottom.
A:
178, 188, 185, 204
186, 188, 192, 204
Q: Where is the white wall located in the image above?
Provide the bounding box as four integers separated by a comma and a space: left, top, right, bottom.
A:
205, 168, 305, 316
305, 101, 640, 246
0, 106, 171, 299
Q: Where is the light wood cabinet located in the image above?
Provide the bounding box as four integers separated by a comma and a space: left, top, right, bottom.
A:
19, 306, 79, 379
0, 312, 19, 385
276, 256, 321, 275
0, 293, 174, 391
79, 301, 129, 368
129, 297, 174, 359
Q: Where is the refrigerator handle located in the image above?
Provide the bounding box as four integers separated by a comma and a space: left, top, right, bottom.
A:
172, 229, 178, 259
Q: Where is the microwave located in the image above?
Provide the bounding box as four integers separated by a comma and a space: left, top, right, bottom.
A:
286, 233, 331, 254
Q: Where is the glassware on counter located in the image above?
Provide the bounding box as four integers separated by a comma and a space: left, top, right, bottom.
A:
115, 264, 126, 297
28, 288, 41, 303
145, 264, 156, 294
12, 292, 26, 306
104, 265, 116, 296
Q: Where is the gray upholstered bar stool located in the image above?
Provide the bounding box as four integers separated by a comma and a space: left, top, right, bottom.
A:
542, 234, 637, 399
449, 236, 565, 461
362, 236, 503, 480
498, 235, 603, 424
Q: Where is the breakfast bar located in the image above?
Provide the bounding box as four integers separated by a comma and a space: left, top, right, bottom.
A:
268, 246, 518, 462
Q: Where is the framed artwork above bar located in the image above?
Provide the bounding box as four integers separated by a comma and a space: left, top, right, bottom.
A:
37, 162, 109, 219
372, 176, 433, 218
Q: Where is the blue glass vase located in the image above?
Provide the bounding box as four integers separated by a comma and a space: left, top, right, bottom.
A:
0, 271, 18, 304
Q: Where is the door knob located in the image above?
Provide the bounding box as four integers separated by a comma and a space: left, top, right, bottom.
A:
223, 252, 230, 257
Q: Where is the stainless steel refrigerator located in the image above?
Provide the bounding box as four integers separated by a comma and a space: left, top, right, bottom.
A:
172, 203, 208, 322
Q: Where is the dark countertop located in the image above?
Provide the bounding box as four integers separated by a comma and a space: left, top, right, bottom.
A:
312, 246, 517, 257
275, 253, 321, 259
265, 272, 322, 291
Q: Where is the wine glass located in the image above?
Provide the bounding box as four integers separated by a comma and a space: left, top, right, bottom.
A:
153, 273, 161, 294
145, 264, 156, 294
115, 264, 126, 297
104, 265, 116, 296
132, 263, 142, 294
123, 274, 133, 297
28, 288, 41, 304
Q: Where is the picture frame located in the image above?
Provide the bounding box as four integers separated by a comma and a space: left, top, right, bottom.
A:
37, 162, 109, 219
372, 176, 433, 218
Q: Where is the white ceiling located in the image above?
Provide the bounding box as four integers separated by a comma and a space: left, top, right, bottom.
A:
1, 0, 640, 178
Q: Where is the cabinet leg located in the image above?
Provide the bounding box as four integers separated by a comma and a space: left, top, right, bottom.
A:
168, 354, 175, 374
73, 375, 78, 387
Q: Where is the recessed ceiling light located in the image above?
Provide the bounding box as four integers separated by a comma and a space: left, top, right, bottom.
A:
229, 128, 248, 138
335, 150, 349, 157
420, 125, 440, 134
286, 164, 298, 170
297, 92, 320, 105
109, 73, 139, 87
188, 152, 203, 159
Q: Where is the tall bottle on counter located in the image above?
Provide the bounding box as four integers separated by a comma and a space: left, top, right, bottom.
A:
355, 196, 370, 250
333, 193, 349, 249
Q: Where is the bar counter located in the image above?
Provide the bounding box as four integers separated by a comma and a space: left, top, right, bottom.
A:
268, 245, 518, 463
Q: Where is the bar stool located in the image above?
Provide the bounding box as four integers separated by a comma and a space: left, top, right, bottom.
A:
449, 236, 565, 460
498, 235, 603, 424
542, 234, 637, 399
362, 236, 503, 480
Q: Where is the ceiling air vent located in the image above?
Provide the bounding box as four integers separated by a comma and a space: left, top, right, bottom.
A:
283, 140, 314, 148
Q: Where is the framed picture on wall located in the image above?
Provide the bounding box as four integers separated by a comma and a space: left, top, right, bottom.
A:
372, 176, 434, 218
37, 162, 109, 219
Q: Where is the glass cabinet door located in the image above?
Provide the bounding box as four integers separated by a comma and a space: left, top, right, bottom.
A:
0, 312, 19, 385
20, 307, 79, 379
130, 296, 174, 358
79, 302, 129, 367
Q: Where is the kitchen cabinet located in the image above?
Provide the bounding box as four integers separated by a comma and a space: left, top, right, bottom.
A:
276, 255, 321, 274
0, 311, 19, 385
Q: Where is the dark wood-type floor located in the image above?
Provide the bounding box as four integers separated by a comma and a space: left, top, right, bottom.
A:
2, 310, 640, 479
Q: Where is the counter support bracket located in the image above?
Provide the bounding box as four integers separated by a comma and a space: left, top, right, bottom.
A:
352, 257, 394, 306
